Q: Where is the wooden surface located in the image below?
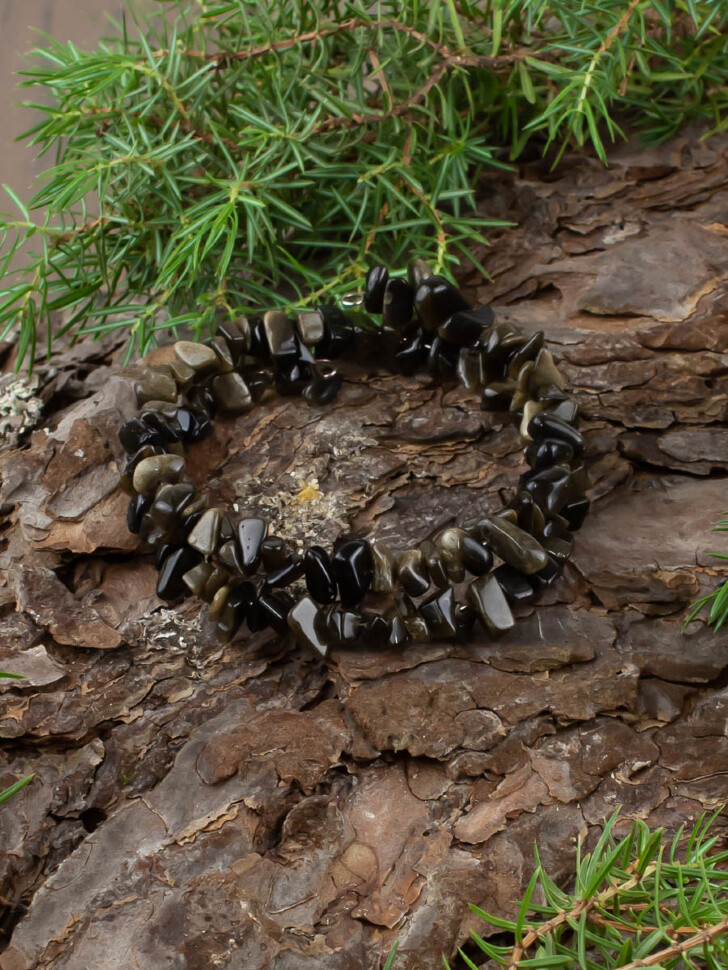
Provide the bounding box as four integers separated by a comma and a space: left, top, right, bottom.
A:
0, 1, 125, 201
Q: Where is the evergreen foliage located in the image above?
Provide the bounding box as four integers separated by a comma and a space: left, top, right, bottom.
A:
386, 812, 728, 969
687, 510, 728, 632
2, 0, 728, 367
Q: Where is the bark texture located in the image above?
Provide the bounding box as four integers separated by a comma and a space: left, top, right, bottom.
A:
0, 130, 727, 970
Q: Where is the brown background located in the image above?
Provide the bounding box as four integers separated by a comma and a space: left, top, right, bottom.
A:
0, 1, 131, 202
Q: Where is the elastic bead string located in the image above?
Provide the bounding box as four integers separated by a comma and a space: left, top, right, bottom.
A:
119, 262, 590, 657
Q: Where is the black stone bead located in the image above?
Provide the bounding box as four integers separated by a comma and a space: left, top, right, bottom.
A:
275, 361, 311, 397
438, 306, 494, 346
182, 510, 205, 536
363, 264, 389, 314
174, 407, 211, 444
119, 418, 149, 454
332, 540, 373, 608
481, 384, 514, 412
395, 326, 431, 375
140, 411, 182, 446
244, 584, 269, 632
264, 556, 304, 588
149, 482, 196, 533
462, 535, 493, 576
316, 316, 356, 359
260, 536, 288, 569
127, 493, 152, 534
258, 591, 293, 634
156, 546, 201, 600
325, 606, 368, 644
521, 465, 573, 513
304, 364, 343, 405
525, 437, 575, 470
155, 541, 183, 569
414, 275, 470, 330
245, 369, 274, 403
398, 550, 430, 597
454, 603, 478, 642
287, 595, 330, 657
248, 316, 270, 362
493, 564, 536, 605
562, 496, 590, 531
385, 608, 411, 647
548, 399, 579, 425
237, 518, 268, 573
528, 412, 584, 457
228, 581, 258, 625
186, 384, 216, 420
305, 546, 338, 605
419, 587, 458, 639
530, 555, 562, 590
382, 277, 414, 329
217, 317, 251, 366
428, 335, 460, 379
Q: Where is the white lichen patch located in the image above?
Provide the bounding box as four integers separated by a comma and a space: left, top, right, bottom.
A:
0, 375, 43, 446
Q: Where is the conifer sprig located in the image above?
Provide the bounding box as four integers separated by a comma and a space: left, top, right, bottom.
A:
389, 812, 728, 970
687, 510, 728, 632
2, 0, 728, 367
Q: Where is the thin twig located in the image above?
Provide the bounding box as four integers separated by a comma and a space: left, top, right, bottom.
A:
152, 18, 453, 64
507, 861, 651, 970
617, 916, 728, 969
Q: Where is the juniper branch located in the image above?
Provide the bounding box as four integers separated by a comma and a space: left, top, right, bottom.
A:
1, 0, 728, 369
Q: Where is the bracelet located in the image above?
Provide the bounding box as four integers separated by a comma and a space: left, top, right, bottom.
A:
119, 261, 589, 657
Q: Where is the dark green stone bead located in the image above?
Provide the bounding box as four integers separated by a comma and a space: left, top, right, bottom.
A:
506, 331, 544, 378
407, 258, 433, 291
468, 516, 548, 575
297, 309, 325, 345
420, 540, 449, 590
287, 595, 330, 657
133, 454, 185, 496
212, 372, 253, 415
384, 607, 411, 647
370, 539, 397, 593
521, 466, 573, 514
187, 507, 223, 556
397, 549, 430, 597
467, 574, 515, 634
174, 340, 219, 373
201, 566, 230, 602
237, 518, 268, 574
529, 348, 566, 393
135, 366, 178, 406
436, 528, 466, 583
182, 561, 214, 597
419, 587, 458, 639
149, 482, 196, 533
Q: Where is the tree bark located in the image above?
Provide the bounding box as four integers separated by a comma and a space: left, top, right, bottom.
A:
0, 129, 727, 970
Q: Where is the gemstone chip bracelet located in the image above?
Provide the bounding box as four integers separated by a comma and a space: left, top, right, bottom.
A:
119, 260, 589, 656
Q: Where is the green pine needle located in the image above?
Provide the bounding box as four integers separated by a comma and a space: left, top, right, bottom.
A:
0, 774, 34, 805
686, 510, 728, 632
2, 0, 728, 368
384, 811, 728, 969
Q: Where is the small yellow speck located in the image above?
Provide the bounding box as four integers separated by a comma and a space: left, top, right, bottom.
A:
293, 478, 321, 505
